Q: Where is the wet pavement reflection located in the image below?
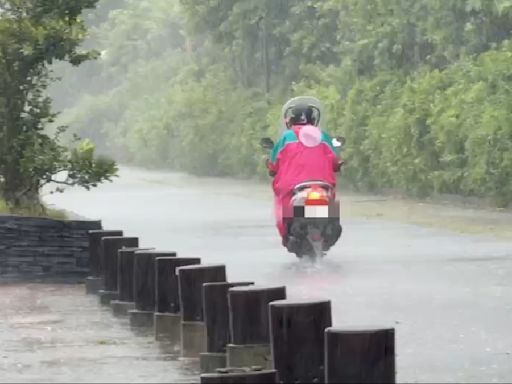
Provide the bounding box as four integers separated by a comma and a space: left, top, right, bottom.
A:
0, 283, 198, 383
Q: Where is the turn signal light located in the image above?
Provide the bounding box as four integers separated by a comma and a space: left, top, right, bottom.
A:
306, 189, 328, 206
307, 191, 323, 200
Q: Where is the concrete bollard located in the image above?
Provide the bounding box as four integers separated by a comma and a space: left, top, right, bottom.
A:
227, 285, 286, 369
200, 281, 254, 373
200, 368, 278, 383
85, 230, 123, 294
177, 264, 227, 358
129, 250, 176, 331
98, 236, 138, 305
269, 299, 332, 383
325, 327, 396, 384
111, 247, 154, 316
154, 257, 201, 343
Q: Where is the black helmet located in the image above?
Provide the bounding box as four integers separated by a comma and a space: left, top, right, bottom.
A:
287, 104, 317, 126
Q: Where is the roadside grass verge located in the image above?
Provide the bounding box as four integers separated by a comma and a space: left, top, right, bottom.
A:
0, 198, 68, 220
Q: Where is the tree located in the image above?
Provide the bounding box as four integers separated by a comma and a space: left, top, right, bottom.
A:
47, 0, 512, 207
0, 0, 117, 210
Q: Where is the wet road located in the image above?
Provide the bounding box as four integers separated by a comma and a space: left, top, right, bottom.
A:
6, 167, 512, 383
0, 283, 198, 383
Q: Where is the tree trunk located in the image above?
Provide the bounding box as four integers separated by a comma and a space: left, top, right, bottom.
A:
2, 163, 40, 209
262, 14, 270, 95
1, 68, 34, 209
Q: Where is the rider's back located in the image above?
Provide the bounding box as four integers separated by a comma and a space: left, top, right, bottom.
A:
271, 126, 338, 196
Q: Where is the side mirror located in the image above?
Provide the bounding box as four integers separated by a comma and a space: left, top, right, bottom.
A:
260, 137, 274, 150
332, 136, 346, 148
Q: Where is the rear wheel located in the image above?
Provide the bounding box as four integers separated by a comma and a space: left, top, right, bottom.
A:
287, 220, 326, 260
294, 239, 324, 260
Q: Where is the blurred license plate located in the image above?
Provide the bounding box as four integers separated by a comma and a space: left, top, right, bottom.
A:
304, 205, 329, 218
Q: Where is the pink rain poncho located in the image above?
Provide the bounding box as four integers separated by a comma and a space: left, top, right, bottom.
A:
266, 125, 340, 239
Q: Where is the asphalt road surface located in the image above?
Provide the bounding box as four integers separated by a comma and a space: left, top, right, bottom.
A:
3, 167, 511, 383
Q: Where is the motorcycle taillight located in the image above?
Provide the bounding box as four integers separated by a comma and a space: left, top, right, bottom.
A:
305, 188, 329, 205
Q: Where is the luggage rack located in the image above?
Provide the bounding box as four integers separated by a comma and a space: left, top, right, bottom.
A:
293, 181, 333, 194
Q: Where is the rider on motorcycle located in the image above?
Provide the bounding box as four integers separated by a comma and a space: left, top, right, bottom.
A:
266, 104, 343, 247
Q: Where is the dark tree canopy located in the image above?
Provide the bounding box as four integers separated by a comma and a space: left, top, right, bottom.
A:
0, 0, 117, 209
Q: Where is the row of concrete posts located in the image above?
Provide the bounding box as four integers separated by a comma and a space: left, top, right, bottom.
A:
85, 229, 396, 383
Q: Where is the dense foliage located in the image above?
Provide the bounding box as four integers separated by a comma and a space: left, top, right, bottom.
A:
0, 0, 117, 210
51, 0, 512, 206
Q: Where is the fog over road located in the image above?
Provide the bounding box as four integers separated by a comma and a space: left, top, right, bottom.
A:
21, 167, 512, 382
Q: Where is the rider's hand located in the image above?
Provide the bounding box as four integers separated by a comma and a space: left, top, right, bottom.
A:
265, 159, 277, 177
334, 160, 345, 172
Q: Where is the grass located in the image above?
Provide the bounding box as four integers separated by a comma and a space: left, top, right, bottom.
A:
340, 192, 512, 240
0, 198, 68, 220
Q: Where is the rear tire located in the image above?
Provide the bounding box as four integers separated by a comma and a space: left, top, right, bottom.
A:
296, 240, 323, 261
287, 220, 328, 260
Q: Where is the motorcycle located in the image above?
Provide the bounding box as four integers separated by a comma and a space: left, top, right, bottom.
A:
260, 96, 345, 260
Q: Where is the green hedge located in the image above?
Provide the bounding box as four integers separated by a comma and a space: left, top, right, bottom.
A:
338, 43, 512, 206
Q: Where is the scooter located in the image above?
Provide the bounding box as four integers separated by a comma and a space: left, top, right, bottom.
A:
260, 97, 345, 260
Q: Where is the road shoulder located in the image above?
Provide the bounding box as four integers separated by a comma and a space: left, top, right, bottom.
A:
340, 192, 512, 240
